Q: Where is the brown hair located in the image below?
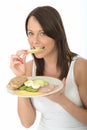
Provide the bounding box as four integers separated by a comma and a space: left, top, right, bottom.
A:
25, 6, 77, 80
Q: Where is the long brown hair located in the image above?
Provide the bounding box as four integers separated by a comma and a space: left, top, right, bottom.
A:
25, 6, 77, 80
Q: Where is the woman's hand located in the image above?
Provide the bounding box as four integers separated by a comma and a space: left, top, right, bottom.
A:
10, 50, 28, 76
46, 77, 66, 103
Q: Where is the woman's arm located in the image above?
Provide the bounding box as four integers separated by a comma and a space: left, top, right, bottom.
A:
47, 58, 87, 125
17, 61, 36, 128
10, 50, 36, 128
18, 97, 36, 128
58, 94, 87, 125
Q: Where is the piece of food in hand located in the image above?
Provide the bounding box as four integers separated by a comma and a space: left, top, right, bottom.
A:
18, 78, 49, 92
7, 76, 28, 90
28, 48, 43, 54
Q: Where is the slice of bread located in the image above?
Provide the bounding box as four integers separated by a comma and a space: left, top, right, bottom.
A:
7, 76, 28, 90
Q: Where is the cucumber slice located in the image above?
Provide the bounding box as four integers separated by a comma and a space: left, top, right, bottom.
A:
18, 86, 27, 90
18, 86, 37, 92
25, 87, 37, 92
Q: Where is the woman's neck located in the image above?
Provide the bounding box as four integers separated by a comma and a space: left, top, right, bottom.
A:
44, 57, 60, 78
44, 51, 58, 67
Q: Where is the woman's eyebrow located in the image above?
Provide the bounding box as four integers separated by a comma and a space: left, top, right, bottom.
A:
27, 29, 32, 31
27, 29, 44, 32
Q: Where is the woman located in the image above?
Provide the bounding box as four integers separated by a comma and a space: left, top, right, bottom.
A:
10, 6, 87, 130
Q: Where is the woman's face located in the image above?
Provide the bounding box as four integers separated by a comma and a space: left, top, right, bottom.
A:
27, 16, 57, 59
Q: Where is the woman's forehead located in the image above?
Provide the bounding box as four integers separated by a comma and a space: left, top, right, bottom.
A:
27, 16, 43, 31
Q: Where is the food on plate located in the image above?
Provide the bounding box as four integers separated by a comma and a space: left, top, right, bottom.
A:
7, 76, 59, 95
18, 78, 49, 92
38, 84, 58, 93
14, 90, 44, 96
7, 76, 28, 90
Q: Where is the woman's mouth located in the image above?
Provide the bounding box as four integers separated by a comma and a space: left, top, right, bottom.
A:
31, 46, 45, 50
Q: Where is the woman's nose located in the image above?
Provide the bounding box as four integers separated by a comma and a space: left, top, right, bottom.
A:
33, 35, 39, 44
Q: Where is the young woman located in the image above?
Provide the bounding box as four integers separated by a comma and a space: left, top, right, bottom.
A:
10, 6, 87, 130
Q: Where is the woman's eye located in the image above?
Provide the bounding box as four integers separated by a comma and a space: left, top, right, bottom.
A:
27, 32, 33, 36
40, 31, 46, 36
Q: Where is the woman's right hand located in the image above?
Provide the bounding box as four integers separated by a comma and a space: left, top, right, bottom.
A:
10, 50, 28, 76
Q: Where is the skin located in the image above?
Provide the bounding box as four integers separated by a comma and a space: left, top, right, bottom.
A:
10, 16, 87, 128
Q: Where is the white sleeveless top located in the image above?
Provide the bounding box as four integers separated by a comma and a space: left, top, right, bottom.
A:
31, 56, 87, 130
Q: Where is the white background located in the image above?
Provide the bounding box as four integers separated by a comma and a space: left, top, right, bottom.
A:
0, 0, 87, 130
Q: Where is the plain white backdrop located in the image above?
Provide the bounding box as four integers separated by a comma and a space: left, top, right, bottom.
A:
0, 0, 87, 130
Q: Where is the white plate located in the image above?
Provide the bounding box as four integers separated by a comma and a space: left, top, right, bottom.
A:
7, 76, 63, 97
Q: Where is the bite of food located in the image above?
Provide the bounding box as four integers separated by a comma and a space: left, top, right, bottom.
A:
28, 47, 43, 54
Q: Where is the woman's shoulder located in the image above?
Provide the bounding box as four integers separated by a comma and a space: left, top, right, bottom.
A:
75, 57, 87, 69
74, 57, 87, 86
74, 57, 87, 108
71, 56, 87, 72
25, 59, 34, 76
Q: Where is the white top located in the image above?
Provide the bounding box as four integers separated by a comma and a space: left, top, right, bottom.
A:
31, 56, 87, 130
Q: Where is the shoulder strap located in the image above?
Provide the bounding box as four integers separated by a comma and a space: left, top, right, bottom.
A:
32, 60, 36, 76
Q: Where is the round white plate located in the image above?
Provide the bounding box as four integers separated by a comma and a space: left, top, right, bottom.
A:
7, 76, 63, 97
